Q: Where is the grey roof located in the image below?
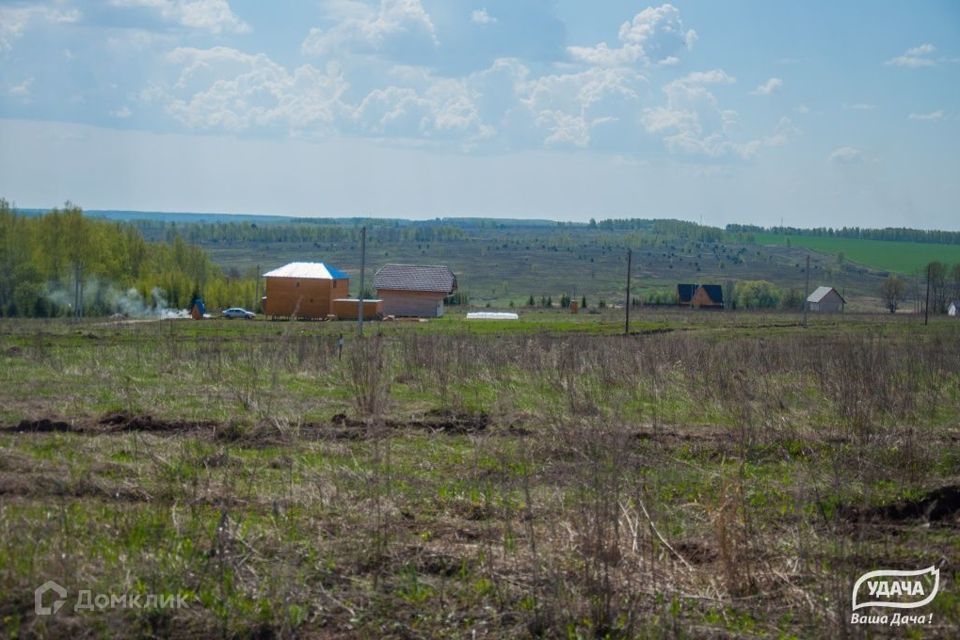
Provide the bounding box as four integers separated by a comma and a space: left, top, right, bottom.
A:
374, 264, 457, 294
807, 286, 844, 303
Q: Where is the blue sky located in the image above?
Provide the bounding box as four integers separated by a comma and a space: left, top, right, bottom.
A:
1, 0, 958, 228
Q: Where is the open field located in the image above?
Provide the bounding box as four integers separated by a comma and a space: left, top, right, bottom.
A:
753, 234, 960, 275
1, 311, 958, 638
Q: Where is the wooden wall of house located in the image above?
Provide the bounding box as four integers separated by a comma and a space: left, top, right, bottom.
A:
377, 289, 445, 317
264, 277, 347, 318
331, 298, 383, 320
691, 286, 721, 309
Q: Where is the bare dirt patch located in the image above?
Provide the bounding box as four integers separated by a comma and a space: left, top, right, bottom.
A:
325, 409, 490, 437
843, 484, 960, 525
99, 412, 219, 433
7, 418, 78, 433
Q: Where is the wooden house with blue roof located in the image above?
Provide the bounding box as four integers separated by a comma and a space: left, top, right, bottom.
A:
677, 283, 724, 309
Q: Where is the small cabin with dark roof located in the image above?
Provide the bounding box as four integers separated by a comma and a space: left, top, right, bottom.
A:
677, 284, 724, 309
374, 264, 457, 317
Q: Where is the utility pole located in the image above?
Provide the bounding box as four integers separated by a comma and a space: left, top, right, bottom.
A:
358, 226, 366, 336
624, 248, 632, 335
803, 254, 810, 327
254, 264, 261, 313
924, 262, 931, 326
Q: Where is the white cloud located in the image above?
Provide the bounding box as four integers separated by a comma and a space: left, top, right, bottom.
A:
8, 77, 34, 98
763, 116, 800, 147
109, 0, 250, 34
828, 146, 864, 165
301, 0, 438, 57
163, 47, 350, 132
110, 106, 133, 118
640, 70, 794, 160
886, 43, 936, 67
750, 77, 782, 96
520, 66, 645, 147
908, 110, 944, 121
843, 103, 875, 111
0, 4, 80, 52
568, 3, 696, 67
353, 78, 492, 142
470, 8, 496, 25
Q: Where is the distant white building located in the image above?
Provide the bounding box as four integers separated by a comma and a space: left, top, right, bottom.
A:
949, 301, 960, 317
807, 286, 845, 313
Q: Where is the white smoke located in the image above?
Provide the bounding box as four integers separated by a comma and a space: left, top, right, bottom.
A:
45, 280, 190, 319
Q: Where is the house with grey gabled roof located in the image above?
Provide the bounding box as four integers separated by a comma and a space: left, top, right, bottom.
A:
374, 264, 457, 317
806, 286, 845, 313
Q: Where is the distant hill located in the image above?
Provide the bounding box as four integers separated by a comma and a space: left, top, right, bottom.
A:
12, 206, 959, 311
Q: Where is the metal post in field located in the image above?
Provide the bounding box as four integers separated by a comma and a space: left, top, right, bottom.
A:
625, 248, 632, 335
924, 262, 931, 326
803, 254, 810, 327
255, 264, 261, 313
358, 225, 366, 336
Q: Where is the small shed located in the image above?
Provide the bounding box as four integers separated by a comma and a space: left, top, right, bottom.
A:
374, 264, 457, 318
331, 298, 383, 320
677, 284, 724, 309
262, 262, 350, 319
807, 286, 845, 313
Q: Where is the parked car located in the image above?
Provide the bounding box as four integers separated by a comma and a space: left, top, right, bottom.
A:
222, 307, 255, 319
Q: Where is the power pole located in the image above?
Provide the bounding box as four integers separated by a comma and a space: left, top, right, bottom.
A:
254, 264, 261, 313
624, 248, 632, 335
924, 262, 931, 326
803, 254, 810, 327
358, 226, 366, 336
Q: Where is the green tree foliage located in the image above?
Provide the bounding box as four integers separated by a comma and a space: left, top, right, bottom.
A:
0, 201, 255, 317
780, 288, 805, 311
734, 280, 782, 309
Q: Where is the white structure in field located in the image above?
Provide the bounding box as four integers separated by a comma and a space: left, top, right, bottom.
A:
466, 312, 519, 320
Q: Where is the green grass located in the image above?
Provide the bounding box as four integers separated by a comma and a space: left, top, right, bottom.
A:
1, 315, 959, 638
754, 233, 960, 274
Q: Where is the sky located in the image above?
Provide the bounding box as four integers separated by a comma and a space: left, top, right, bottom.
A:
0, 0, 958, 228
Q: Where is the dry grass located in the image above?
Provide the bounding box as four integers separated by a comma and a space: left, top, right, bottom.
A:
0, 316, 958, 638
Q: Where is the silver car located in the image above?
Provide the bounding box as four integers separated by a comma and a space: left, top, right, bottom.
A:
222, 307, 255, 319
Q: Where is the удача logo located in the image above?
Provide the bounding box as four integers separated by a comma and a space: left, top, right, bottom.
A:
852, 566, 939, 611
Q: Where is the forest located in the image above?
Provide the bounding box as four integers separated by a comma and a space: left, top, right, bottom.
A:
0, 200, 256, 317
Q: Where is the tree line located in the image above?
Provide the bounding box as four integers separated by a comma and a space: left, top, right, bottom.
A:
130, 220, 467, 245
726, 224, 960, 246
0, 201, 256, 317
